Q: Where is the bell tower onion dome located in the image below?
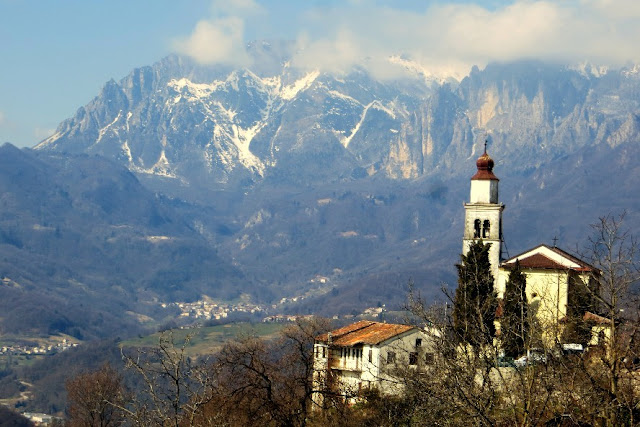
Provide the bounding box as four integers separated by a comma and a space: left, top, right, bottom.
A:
471, 150, 499, 181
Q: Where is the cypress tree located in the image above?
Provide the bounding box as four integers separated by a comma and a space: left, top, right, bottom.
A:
501, 260, 528, 358
562, 274, 595, 345
453, 240, 497, 348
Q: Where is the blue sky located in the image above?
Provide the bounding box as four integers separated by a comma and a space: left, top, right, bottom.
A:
1, 0, 639, 148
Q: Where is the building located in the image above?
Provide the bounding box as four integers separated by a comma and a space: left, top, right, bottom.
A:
462, 147, 602, 348
312, 320, 433, 404
497, 244, 599, 346
462, 144, 505, 282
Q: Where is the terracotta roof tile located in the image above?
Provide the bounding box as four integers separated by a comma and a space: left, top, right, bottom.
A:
516, 253, 568, 270
584, 311, 610, 325
316, 321, 415, 346
502, 244, 596, 272
470, 169, 499, 180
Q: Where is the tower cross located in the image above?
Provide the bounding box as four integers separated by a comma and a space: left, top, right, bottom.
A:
552, 236, 558, 247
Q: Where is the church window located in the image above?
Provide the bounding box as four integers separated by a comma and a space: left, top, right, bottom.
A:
368, 349, 372, 362
415, 338, 422, 348
482, 220, 490, 238
474, 219, 481, 238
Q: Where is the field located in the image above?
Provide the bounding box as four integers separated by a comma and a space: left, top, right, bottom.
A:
120, 322, 286, 357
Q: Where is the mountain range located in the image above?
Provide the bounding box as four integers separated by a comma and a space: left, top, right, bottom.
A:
2, 42, 640, 338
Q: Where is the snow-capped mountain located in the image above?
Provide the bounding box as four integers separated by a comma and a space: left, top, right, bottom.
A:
35, 48, 640, 194
36, 50, 432, 187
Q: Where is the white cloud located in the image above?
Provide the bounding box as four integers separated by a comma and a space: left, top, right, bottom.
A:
173, 17, 251, 66
172, 0, 264, 66
175, 0, 640, 79
290, 0, 640, 79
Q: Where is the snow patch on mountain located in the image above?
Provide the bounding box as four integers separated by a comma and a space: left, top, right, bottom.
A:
371, 100, 396, 119
168, 78, 224, 103
121, 141, 133, 164
96, 110, 122, 144
622, 64, 640, 77
281, 71, 320, 100
211, 123, 266, 176
245, 209, 271, 228
569, 62, 609, 78
388, 55, 465, 84
143, 149, 177, 178
327, 90, 361, 105
125, 111, 132, 133
233, 122, 266, 174
339, 100, 395, 148
36, 130, 63, 149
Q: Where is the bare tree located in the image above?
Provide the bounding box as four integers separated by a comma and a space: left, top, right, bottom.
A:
119, 331, 216, 427
198, 317, 332, 427
576, 212, 640, 425
407, 285, 559, 426
65, 363, 125, 427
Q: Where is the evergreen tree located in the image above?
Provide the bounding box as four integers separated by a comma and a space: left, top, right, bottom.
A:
453, 240, 497, 348
561, 274, 595, 345
501, 260, 528, 358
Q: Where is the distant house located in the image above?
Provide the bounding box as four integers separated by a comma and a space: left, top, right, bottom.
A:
312, 320, 433, 405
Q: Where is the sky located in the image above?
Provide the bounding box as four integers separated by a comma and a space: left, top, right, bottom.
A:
1, 0, 639, 148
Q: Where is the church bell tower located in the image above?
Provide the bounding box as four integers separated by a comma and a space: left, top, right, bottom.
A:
462, 145, 504, 281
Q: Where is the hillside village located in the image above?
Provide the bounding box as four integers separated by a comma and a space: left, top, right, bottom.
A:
0, 339, 78, 357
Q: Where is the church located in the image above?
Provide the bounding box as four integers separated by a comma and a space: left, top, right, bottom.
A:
462, 146, 605, 347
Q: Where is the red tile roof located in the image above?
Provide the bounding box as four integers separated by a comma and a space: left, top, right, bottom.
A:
471, 169, 499, 180
584, 311, 611, 325
502, 244, 596, 272
516, 253, 568, 270
316, 321, 416, 346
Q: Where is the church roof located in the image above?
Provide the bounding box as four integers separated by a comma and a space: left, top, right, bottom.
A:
316, 320, 416, 346
471, 150, 499, 181
501, 244, 597, 273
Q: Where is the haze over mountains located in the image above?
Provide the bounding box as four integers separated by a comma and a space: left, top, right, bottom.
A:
3, 43, 640, 338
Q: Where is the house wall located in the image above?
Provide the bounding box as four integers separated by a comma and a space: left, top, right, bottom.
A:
374, 329, 436, 395
312, 329, 435, 403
